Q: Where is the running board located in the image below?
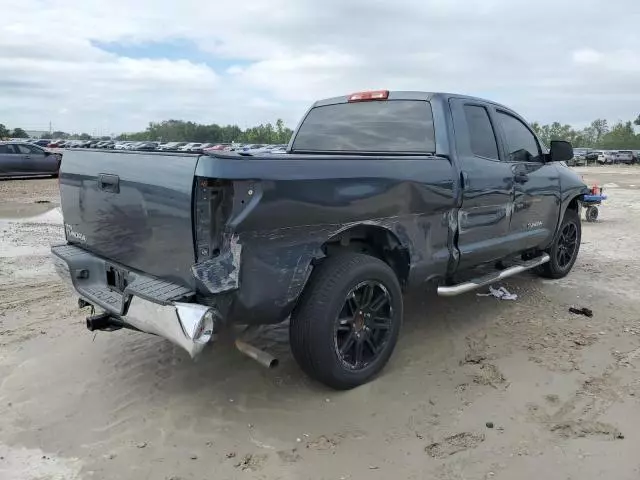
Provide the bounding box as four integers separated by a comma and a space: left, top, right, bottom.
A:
437, 253, 550, 297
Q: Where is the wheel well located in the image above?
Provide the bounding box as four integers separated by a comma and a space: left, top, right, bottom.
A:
567, 195, 581, 213
321, 225, 410, 286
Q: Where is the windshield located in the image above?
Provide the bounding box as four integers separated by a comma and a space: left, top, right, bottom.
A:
292, 100, 436, 153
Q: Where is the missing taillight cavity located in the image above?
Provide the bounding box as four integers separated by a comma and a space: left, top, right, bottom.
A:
194, 177, 233, 262
348, 90, 389, 102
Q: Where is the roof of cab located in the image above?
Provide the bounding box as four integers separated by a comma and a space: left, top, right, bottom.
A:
313, 91, 511, 111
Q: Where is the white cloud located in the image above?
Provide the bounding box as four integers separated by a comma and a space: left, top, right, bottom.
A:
573, 49, 603, 65
2, 0, 640, 133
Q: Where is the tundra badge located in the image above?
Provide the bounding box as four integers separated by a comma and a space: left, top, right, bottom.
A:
65, 224, 87, 243
527, 221, 543, 229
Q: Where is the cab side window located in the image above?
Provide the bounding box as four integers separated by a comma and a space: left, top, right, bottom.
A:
464, 105, 499, 160
497, 111, 542, 163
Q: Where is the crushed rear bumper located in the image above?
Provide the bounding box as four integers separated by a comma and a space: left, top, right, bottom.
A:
51, 244, 217, 357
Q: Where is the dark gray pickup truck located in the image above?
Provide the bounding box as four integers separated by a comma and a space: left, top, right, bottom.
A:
52, 91, 588, 389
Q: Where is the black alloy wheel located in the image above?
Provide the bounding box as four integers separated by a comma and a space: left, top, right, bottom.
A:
555, 221, 578, 269
537, 208, 581, 279
290, 253, 403, 390
334, 281, 393, 371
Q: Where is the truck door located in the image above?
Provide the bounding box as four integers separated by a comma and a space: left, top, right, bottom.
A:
493, 110, 560, 251
449, 99, 514, 269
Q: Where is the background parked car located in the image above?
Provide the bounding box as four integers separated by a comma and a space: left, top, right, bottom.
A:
191, 143, 213, 153
159, 142, 187, 151
137, 142, 159, 151
597, 151, 615, 164
585, 150, 599, 161
616, 150, 635, 164
597, 150, 634, 165
569, 148, 589, 166
203, 143, 232, 152
178, 142, 202, 152
0, 141, 61, 178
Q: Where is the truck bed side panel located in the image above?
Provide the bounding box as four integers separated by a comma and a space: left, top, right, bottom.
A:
195, 154, 456, 324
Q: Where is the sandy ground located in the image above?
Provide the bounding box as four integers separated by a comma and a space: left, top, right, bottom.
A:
1, 167, 640, 480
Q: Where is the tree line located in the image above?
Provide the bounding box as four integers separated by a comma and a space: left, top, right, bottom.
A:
0, 125, 29, 139
531, 115, 640, 150
3, 115, 639, 148
0, 119, 294, 145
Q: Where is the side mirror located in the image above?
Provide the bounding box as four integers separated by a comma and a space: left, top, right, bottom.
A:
44, 151, 51, 156
549, 140, 573, 162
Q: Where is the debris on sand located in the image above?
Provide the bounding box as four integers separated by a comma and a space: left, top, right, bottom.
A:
464, 352, 487, 365
473, 364, 508, 388
135, 442, 147, 449
425, 432, 485, 458
569, 307, 593, 317
463, 334, 489, 365
234, 453, 267, 472
306, 435, 339, 450
544, 394, 560, 404
550, 421, 623, 440
477, 286, 517, 301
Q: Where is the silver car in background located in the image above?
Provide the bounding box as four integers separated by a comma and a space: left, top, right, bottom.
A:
0, 141, 62, 178
616, 150, 634, 164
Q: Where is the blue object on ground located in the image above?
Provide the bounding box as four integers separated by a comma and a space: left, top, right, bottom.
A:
583, 194, 607, 202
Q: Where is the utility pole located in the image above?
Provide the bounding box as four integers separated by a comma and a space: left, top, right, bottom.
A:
49, 121, 52, 135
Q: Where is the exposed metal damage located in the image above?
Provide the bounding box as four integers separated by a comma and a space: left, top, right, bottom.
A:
191, 234, 242, 294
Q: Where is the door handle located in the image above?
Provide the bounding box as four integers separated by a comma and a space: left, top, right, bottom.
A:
98, 174, 120, 193
24, 155, 31, 159
514, 172, 529, 184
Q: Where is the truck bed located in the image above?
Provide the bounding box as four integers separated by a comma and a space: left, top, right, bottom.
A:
58, 148, 457, 323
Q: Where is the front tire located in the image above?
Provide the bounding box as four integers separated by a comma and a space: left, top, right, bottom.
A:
290, 253, 403, 390
537, 208, 581, 279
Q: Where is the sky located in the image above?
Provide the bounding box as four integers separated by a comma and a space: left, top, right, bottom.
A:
1, 0, 639, 134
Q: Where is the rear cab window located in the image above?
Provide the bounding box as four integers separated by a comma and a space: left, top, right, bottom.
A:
292, 100, 436, 153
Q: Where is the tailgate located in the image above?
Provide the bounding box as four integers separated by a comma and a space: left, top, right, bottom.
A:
59, 150, 198, 287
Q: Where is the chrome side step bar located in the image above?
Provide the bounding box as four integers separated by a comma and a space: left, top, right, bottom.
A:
437, 253, 550, 297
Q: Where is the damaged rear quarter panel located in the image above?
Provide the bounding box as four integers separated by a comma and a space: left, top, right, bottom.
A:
194, 155, 456, 325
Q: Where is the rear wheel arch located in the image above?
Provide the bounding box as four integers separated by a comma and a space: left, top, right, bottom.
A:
319, 224, 411, 288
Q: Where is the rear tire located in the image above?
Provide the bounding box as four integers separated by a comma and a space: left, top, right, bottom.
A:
290, 253, 403, 390
585, 206, 598, 222
537, 208, 581, 279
